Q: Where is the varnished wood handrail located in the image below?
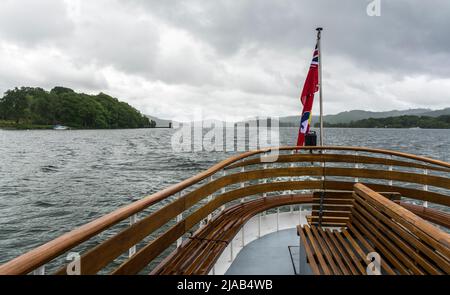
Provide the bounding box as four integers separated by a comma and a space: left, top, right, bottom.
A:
0, 146, 448, 275
395, 201, 450, 229
0, 149, 268, 275
53, 164, 449, 274
264, 146, 450, 169
225, 153, 450, 172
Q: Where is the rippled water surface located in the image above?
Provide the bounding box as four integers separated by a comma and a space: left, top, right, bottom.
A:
0, 127, 449, 265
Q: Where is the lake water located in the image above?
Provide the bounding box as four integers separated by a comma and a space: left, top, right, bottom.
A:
0, 127, 449, 267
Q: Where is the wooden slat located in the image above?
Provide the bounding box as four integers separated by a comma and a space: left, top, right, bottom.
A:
313, 191, 355, 199
274, 146, 450, 169
311, 210, 352, 218
351, 215, 412, 274
304, 226, 331, 275
341, 229, 370, 269
317, 228, 349, 274
353, 202, 425, 274
333, 231, 366, 274
354, 184, 450, 254
322, 181, 450, 207
322, 229, 353, 275
112, 221, 186, 275
308, 216, 350, 223
312, 199, 355, 206
354, 195, 449, 273
221, 167, 450, 191
312, 204, 354, 211
310, 226, 342, 274
347, 224, 397, 275
397, 201, 450, 229
298, 226, 321, 275
56, 197, 186, 274
353, 194, 444, 274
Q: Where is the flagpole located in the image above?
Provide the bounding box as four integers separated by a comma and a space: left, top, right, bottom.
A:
316, 27, 324, 146
316, 27, 325, 227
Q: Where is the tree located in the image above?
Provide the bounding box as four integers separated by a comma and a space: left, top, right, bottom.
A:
1, 88, 29, 123
50, 86, 75, 95
0, 86, 153, 128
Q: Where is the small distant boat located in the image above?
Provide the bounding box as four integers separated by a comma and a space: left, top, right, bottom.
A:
52, 125, 69, 130
409, 127, 421, 129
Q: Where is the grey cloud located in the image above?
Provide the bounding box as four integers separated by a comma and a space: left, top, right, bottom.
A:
0, 0, 74, 46
129, 0, 450, 77
0, 0, 449, 120
65, 3, 160, 76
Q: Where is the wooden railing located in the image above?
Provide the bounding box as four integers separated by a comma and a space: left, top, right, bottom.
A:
0, 146, 449, 275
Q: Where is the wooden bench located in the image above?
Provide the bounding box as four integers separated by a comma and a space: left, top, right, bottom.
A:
298, 183, 450, 275
151, 194, 313, 275
308, 191, 401, 227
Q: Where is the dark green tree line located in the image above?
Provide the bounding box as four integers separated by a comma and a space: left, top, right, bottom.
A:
317, 115, 450, 129
0, 87, 155, 129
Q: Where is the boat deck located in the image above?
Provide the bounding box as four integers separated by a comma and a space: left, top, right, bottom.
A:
151, 194, 313, 275
225, 228, 312, 275
1, 146, 449, 275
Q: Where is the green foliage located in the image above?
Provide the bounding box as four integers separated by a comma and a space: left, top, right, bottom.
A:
0, 87, 154, 129
317, 115, 450, 129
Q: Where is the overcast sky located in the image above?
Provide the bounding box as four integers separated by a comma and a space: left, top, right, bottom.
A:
0, 0, 449, 121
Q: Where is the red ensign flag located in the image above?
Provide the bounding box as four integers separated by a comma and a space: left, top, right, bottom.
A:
296, 43, 319, 146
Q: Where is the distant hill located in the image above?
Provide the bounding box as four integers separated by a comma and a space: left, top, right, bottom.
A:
318, 108, 431, 124
161, 107, 450, 128
278, 108, 450, 127
322, 115, 450, 129
419, 107, 450, 117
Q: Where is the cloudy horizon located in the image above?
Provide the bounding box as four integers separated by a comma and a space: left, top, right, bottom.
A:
1, 0, 449, 121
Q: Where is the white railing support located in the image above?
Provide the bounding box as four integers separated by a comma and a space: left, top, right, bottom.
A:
263, 164, 267, 198
354, 151, 359, 183
240, 167, 245, 203
321, 150, 325, 181
208, 176, 214, 221
389, 156, 393, 186
220, 170, 226, 212
299, 205, 303, 224
229, 239, 234, 262
176, 212, 183, 247
423, 169, 428, 208
276, 207, 280, 231
128, 214, 138, 257
258, 213, 261, 238
290, 150, 295, 195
